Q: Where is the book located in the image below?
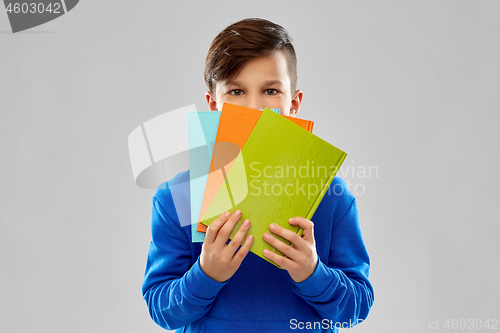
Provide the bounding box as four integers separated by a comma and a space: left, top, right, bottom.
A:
199, 108, 346, 268
196, 103, 314, 234
188, 107, 280, 242
188, 111, 221, 242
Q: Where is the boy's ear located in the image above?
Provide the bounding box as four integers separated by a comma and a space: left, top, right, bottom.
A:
289, 89, 303, 117
206, 91, 218, 111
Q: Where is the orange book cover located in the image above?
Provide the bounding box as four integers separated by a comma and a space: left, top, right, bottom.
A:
196, 103, 314, 233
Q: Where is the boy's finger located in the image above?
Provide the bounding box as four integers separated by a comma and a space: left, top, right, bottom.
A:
263, 248, 290, 270
288, 217, 315, 243
204, 211, 230, 244
268, 222, 303, 248
213, 210, 242, 247
226, 219, 251, 256
263, 232, 299, 259
233, 234, 254, 264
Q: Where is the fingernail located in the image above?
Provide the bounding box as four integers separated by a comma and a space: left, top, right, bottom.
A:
243, 219, 250, 227
269, 223, 276, 231
289, 217, 293, 222
224, 212, 230, 217
263, 249, 270, 256
235, 210, 242, 217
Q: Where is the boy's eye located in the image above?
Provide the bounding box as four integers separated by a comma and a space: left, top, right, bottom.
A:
230, 89, 243, 96
265, 89, 278, 96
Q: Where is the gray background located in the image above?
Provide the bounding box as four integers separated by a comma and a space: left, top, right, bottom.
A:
1, 1, 499, 332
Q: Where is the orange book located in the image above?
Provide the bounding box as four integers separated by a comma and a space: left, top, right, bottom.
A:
196, 103, 314, 233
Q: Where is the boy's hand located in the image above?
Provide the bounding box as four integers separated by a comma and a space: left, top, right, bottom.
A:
199, 210, 253, 283
262, 217, 318, 283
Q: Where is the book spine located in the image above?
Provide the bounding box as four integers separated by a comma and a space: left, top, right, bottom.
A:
304, 152, 347, 222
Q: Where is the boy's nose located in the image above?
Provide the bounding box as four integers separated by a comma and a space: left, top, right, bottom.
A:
246, 95, 264, 110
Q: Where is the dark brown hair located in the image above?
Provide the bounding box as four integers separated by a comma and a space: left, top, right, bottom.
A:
204, 18, 297, 95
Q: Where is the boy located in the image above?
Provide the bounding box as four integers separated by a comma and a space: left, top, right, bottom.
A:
142, 18, 374, 332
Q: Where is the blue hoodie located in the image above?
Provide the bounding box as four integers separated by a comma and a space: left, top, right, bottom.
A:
142, 170, 374, 332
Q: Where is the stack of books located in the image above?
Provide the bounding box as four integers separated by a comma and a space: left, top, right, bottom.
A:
188, 103, 346, 268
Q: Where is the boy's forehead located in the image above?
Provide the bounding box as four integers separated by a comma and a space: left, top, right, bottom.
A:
216, 51, 291, 88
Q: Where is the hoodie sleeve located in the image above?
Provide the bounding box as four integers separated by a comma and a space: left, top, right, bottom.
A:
291, 183, 374, 328
141, 189, 228, 331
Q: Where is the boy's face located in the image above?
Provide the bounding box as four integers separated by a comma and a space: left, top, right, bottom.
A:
206, 50, 303, 117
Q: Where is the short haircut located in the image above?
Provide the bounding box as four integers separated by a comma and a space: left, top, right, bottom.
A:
204, 18, 297, 96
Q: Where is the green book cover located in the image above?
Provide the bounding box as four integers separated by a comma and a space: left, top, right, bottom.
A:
200, 108, 347, 268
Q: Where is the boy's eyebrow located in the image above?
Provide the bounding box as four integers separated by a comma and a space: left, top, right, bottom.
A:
227, 81, 244, 87
263, 79, 284, 86
227, 80, 284, 87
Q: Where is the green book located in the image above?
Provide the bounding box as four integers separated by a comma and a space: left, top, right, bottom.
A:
200, 108, 347, 268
